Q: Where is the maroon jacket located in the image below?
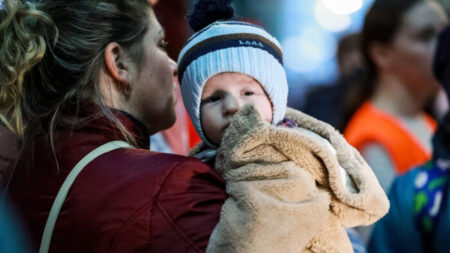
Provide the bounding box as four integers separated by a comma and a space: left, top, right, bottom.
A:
7, 107, 227, 252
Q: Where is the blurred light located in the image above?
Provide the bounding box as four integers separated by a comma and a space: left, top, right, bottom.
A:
314, 1, 351, 32
282, 27, 337, 74
283, 36, 320, 73
321, 0, 363, 15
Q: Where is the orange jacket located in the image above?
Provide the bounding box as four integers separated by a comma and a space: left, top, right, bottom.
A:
344, 102, 436, 175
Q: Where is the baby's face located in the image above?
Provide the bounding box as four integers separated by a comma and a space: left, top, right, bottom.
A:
200, 72, 273, 145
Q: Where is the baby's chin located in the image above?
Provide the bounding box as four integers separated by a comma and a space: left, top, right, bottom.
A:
212, 128, 229, 146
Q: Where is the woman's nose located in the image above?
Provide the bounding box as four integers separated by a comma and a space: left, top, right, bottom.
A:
223, 95, 239, 116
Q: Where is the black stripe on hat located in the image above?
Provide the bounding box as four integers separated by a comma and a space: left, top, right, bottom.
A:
178, 33, 283, 84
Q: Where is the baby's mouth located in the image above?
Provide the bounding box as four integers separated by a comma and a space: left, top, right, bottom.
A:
222, 123, 230, 132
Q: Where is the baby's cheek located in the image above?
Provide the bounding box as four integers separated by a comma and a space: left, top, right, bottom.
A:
260, 107, 273, 123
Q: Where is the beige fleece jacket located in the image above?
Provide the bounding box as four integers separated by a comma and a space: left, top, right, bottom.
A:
191, 105, 389, 253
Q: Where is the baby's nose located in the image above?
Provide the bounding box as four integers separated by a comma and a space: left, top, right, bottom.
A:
223, 96, 239, 116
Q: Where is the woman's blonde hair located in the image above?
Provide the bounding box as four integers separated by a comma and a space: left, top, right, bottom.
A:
0, 0, 151, 146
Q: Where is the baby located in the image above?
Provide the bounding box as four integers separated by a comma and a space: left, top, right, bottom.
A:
177, 1, 389, 252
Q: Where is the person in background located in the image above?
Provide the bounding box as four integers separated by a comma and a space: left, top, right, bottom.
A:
344, 0, 448, 194
343, 0, 447, 243
369, 25, 450, 253
0, 0, 228, 252
302, 33, 364, 133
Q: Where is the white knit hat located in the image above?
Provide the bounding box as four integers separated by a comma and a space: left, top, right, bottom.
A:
178, 20, 288, 147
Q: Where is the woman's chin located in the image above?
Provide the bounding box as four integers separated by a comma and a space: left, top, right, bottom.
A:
162, 109, 177, 131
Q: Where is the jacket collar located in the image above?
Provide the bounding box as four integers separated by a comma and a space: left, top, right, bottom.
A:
115, 110, 150, 149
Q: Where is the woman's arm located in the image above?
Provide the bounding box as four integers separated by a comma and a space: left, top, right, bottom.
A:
151, 158, 227, 252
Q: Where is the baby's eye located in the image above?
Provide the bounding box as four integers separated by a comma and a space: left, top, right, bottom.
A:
203, 95, 221, 104
243, 91, 254, 96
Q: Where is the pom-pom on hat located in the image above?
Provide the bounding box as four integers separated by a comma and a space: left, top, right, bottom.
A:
178, 0, 288, 147
434, 25, 450, 101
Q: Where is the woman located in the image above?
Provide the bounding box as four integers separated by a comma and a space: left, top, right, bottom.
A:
369, 26, 450, 253
0, 0, 226, 252
344, 0, 448, 193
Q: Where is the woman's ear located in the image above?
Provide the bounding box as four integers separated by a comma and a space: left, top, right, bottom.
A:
104, 42, 132, 94
369, 42, 393, 72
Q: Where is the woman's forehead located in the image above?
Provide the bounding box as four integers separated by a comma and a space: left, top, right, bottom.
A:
401, 1, 447, 33
147, 9, 164, 38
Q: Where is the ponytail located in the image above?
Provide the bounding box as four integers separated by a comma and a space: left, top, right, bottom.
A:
0, 0, 57, 138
